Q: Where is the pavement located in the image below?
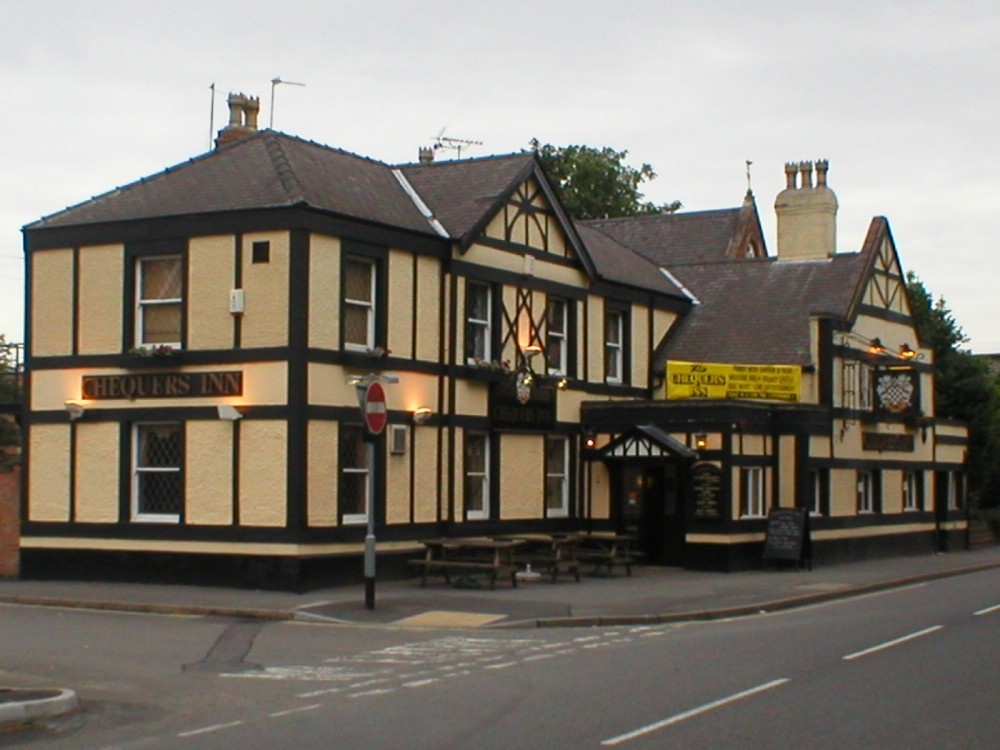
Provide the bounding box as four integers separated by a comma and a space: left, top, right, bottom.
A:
1, 545, 998, 729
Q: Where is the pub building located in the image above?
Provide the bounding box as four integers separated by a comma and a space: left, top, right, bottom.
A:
19, 95, 968, 587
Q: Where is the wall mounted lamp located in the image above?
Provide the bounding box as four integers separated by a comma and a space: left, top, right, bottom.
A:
524, 344, 543, 359
899, 343, 923, 361
867, 338, 887, 356
64, 401, 85, 421
412, 406, 433, 425
694, 432, 708, 450
217, 404, 244, 421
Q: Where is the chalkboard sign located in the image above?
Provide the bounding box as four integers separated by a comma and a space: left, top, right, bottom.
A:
762, 507, 811, 569
691, 463, 722, 520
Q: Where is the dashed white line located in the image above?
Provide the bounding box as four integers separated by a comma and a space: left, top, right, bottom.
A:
349, 688, 396, 698
601, 678, 791, 746
842, 625, 944, 661
177, 720, 244, 738
269, 704, 320, 718
485, 661, 519, 670
402, 678, 440, 688
974, 603, 1000, 616
296, 687, 342, 698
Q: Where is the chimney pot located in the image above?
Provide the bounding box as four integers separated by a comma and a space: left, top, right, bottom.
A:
418, 146, 434, 165
784, 162, 798, 189
799, 161, 814, 189
815, 159, 829, 187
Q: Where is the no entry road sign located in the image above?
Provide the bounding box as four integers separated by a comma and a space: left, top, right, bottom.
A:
362, 381, 387, 435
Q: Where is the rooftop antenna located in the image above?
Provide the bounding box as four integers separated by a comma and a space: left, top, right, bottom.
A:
270, 76, 306, 129
208, 83, 215, 150
433, 127, 483, 159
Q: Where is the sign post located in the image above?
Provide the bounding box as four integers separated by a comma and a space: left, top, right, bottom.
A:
348, 374, 397, 610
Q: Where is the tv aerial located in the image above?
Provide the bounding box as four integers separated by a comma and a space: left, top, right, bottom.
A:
432, 128, 483, 159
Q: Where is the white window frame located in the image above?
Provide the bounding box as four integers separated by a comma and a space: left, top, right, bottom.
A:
464, 432, 489, 520
859, 364, 874, 410
741, 467, 765, 518
135, 255, 183, 349
466, 281, 492, 364
546, 297, 568, 375
341, 425, 370, 525
131, 422, 182, 523
343, 256, 376, 352
903, 471, 920, 511
857, 470, 874, 513
545, 436, 570, 518
605, 309, 624, 384
809, 468, 826, 516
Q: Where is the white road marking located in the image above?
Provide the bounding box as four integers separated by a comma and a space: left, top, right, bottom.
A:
177, 720, 244, 738
269, 704, 320, 718
349, 688, 396, 698
842, 625, 944, 661
601, 678, 791, 746
974, 603, 1000, 616
296, 687, 342, 698
402, 678, 440, 687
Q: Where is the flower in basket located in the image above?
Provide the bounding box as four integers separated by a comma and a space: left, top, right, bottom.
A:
470, 358, 511, 372
128, 345, 176, 357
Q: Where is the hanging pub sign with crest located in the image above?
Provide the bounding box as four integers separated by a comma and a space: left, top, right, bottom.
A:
874, 366, 920, 417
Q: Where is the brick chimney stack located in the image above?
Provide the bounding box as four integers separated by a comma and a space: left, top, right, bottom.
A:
215, 93, 260, 148
774, 159, 838, 260
418, 146, 434, 165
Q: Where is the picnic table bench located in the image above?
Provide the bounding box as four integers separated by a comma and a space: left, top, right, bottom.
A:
574, 532, 640, 576
409, 537, 524, 589
498, 533, 581, 583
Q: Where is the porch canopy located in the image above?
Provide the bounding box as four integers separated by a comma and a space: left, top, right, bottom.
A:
586, 424, 698, 461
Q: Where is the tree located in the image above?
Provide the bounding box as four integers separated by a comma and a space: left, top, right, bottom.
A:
0, 335, 21, 469
529, 139, 682, 220
906, 272, 1000, 509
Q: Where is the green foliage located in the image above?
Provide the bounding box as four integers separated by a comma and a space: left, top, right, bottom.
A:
907, 273, 1000, 508
529, 139, 682, 220
0, 334, 22, 468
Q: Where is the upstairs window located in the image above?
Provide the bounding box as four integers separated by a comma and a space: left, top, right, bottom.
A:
605, 308, 625, 384
859, 364, 874, 410
343, 256, 376, 351
466, 281, 493, 364
546, 297, 568, 375
136, 256, 182, 348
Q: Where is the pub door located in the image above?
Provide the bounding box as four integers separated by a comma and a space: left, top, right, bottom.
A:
619, 463, 685, 566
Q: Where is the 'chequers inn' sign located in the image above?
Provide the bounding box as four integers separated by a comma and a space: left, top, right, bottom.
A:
81, 371, 243, 400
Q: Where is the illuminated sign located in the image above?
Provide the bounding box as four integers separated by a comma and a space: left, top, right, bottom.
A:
666, 360, 801, 402
81, 371, 243, 400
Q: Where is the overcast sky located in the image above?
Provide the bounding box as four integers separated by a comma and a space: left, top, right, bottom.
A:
2, 0, 997, 353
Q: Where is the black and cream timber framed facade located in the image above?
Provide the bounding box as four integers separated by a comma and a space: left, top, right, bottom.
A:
19, 109, 968, 586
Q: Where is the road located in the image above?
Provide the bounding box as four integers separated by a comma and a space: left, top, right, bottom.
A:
1, 569, 996, 749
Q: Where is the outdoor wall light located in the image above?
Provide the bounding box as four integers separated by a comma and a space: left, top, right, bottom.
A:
64, 401, 85, 421
412, 406, 433, 425
694, 432, 708, 450
217, 404, 244, 421
899, 343, 921, 361
524, 344, 543, 359
583, 429, 596, 449
556, 377, 569, 390
867, 338, 887, 356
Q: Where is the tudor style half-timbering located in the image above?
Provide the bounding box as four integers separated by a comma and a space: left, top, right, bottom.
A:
20, 106, 690, 587
20, 106, 966, 587
580, 162, 968, 570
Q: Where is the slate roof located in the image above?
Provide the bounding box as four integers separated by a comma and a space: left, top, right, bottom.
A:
27, 131, 433, 234
585, 208, 747, 266
654, 253, 869, 368
398, 153, 536, 240
573, 222, 687, 298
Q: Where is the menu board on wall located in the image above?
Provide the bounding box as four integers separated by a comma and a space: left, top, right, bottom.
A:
691, 463, 723, 520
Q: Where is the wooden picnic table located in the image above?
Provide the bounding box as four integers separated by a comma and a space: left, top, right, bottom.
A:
574, 532, 640, 576
409, 537, 524, 589
496, 533, 581, 582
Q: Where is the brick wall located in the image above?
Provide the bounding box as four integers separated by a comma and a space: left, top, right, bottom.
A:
0, 465, 20, 578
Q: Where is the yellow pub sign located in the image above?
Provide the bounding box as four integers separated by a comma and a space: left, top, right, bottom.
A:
666, 360, 801, 402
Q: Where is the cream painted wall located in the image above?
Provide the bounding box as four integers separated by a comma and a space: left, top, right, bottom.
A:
882, 469, 903, 514
188, 236, 235, 351
630, 305, 649, 388
28, 425, 70, 521
73, 423, 119, 522
309, 234, 341, 349
778, 435, 796, 507
31, 249, 74, 356
388, 249, 414, 360
830, 469, 857, 516
238, 421, 287, 526
500, 433, 542, 519
307, 420, 337, 526
242, 232, 289, 348
185, 421, 233, 525
386, 429, 411, 524
415, 256, 441, 362
587, 296, 604, 383
412, 427, 439, 523
78, 245, 124, 354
